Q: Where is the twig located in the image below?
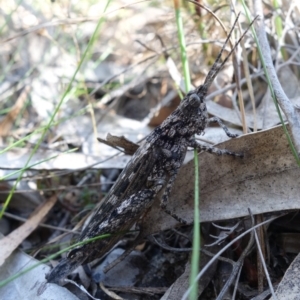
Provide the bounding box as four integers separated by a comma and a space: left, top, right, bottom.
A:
252, 0, 300, 156
182, 214, 284, 300
249, 209, 277, 299
216, 220, 254, 300
3, 211, 77, 234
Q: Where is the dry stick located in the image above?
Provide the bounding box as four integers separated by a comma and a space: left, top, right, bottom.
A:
278, 47, 300, 71
185, 0, 228, 37
232, 263, 243, 299
249, 209, 277, 299
109, 286, 168, 296
252, 0, 300, 157
229, 5, 248, 135
181, 214, 284, 300
151, 235, 250, 270
148, 235, 243, 268
233, 4, 258, 132
153, 219, 274, 299
243, 2, 265, 282
255, 214, 266, 293
3, 211, 76, 234
171, 228, 191, 242
216, 220, 254, 300
149, 235, 192, 252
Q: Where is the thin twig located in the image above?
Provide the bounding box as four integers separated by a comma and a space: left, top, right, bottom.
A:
216, 220, 254, 300
3, 211, 78, 234
182, 214, 285, 300
249, 209, 277, 299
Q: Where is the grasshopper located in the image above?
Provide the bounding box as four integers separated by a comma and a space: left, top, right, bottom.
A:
47, 14, 252, 284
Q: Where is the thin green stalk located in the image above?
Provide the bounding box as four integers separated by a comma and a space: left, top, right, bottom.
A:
173, 1, 200, 299
175, 2, 191, 92
0, 0, 112, 219
189, 150, 200, 300
273, 0, 287, 60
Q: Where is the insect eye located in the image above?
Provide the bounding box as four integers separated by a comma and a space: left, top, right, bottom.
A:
188, 94, 200, 108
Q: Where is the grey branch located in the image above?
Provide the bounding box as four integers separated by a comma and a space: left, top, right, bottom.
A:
253, 0, 300, 156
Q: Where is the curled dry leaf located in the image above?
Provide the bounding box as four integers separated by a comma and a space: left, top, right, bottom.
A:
143, 124, 299, 234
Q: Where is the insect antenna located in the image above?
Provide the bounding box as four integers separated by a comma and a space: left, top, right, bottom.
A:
197, 12, 257, 97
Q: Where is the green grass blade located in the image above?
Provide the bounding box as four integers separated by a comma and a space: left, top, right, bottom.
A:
173, 1, 200, 299
175, 3, 191, 92
0, 233, 111, 288
189, 150, 200, 300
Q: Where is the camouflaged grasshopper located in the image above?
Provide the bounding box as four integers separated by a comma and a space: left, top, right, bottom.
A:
47, 14, 253, 284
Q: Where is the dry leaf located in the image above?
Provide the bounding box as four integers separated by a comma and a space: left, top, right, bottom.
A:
143, 124, 300, 234
0, 248, 79, 300
270, 252, 300, 300
0, 195, 57, 266
97, 133, 139, 155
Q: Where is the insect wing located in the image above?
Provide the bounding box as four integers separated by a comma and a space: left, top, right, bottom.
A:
79, 142, 155, 239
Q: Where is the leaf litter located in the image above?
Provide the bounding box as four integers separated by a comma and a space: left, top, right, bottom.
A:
1, 0, 300, 299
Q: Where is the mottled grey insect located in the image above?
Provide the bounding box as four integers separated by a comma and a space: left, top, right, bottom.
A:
47, 15, 251, 284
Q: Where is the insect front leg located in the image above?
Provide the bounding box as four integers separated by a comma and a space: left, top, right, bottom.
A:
207, 116, 239, 138
189, 139, 243, 157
